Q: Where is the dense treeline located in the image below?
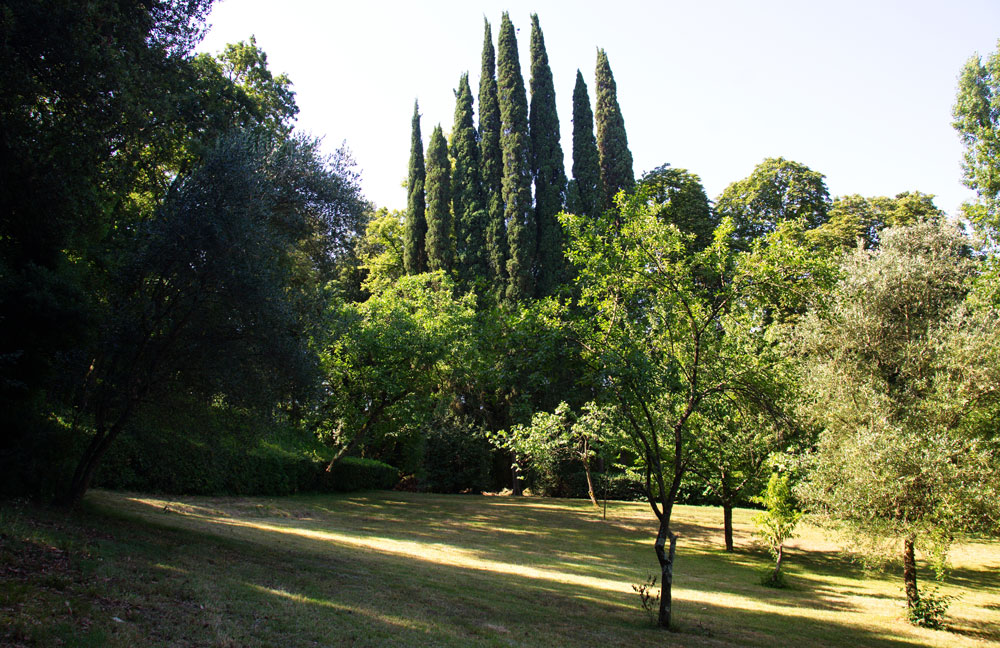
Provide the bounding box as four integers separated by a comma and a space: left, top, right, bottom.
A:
2, 2, 998, 633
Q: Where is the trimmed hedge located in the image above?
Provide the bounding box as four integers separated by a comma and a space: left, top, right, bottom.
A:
88, 399, 400, 496
96, 432, 400, 496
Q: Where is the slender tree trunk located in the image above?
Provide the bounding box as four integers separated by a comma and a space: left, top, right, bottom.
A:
903, 535, 919, 610
579, 438, 599, 506
770, 543, 784, 584
583, 457, 598, 507
654, 518, 678, 629
723, 503, 734, 552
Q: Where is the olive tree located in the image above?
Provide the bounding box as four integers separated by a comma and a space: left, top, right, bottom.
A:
796, 221, 1000, 622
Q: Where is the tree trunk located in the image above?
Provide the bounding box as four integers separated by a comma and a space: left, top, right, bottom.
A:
511, 453, 522, 496
771, 543, 784, 583
654, 518, 678, 629
903, 535, 919, 610
723, 503, 734, 552
583, 462, 598, 507
62, 422, 120, 507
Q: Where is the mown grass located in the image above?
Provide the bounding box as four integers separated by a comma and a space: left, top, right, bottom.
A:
2, 490, 998, 647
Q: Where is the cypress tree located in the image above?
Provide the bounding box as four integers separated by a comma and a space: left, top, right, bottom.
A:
571, 69, 601, 218
424, 124, 452, 272
528, 14, 566, 297
595, 48, 634, 210
497, 12, 534, 302
565, 179, 582, 215
404, 100, 428, 274
479, 19, 507, 296
451, 72, 488, 285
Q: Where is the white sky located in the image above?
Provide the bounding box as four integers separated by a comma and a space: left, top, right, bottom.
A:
196, 0, 1000, 216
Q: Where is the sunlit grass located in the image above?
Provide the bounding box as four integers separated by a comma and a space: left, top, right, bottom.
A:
2, 490, 997, 647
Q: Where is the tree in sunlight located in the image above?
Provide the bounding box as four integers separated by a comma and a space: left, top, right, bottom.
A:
560, 187, 834, 628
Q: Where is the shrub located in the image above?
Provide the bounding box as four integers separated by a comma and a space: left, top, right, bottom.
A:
318, 457, 400, 491
421, 419, 492, 493
555, 470, 646, 501
907, 587, 955, 629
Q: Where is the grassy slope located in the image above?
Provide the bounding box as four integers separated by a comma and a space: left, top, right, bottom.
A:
1, 491, 997, 647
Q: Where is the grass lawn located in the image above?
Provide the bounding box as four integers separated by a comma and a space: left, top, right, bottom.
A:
2, 490, 998, 647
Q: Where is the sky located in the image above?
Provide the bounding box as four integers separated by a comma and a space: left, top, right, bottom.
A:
195, 0, 1000, 217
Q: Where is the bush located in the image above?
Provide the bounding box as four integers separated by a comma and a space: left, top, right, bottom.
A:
554, 470, 647, 502
421, 419, 492, 493
317, 456, 399, 491
907, 587, 955, 629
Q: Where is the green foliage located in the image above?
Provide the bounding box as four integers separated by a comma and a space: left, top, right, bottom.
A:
498, 13, 535, 302
358, 208, 406, 295
907, 585, 956, 630
570, 471, 647, 501
638, 166, 717, 252
716, 157, 831, 248
192, 35, 298, 141
953, 39, 1000, 237
594, 49, 634, 210
450, 73, 488, 288
404, 101, 428, 274
562, 186, 835, 627
808, 192, 942, 252
752, 472, 801, 585
0, 412, 80, 501
570, 70, 602, 219
796, 220, 1000, 615
94, 403, 325, 496
492, 401, 611, 504
0, 0, 374, 504
62, 131, 365, 503
421, 418, 493, 494
479, 19, 508, 296
318, 457, 400, 492
314, 273, 478, 463
686, 404, 788, 551
528, 14, 567, 297
424, 125, 453, 272
0, 0, 212, 435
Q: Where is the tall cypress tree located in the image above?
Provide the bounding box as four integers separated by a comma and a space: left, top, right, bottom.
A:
571, 69, 601, 219
528, 14, 566, 297
479, 19, 507, 296
497, 12, 534, 302
404, 100, 428, 274
595, 48, 634, 210
451, 72, 488, 285
424, 124, 452, 272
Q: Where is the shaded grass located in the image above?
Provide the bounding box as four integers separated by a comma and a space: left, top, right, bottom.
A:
2, 491, 998, 647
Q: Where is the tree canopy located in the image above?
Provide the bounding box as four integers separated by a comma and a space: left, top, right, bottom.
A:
797, 221, 1000, 614
954, 39, 1000, 237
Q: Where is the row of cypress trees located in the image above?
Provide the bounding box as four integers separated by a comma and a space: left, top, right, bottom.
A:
404, 13, 634, 301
